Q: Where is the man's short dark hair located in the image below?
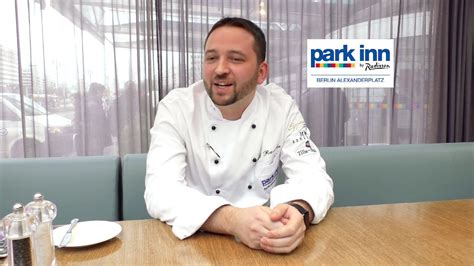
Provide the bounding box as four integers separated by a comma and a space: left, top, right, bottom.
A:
204, 17, 266, 63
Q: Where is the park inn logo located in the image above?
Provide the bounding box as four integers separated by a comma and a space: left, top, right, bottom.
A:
307, 39, 395, 88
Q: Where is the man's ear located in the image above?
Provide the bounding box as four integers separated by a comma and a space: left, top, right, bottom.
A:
257, 61, 269, 84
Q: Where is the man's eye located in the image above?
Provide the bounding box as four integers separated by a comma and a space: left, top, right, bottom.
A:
232, 57, 244, 62
205, 56, 217, 61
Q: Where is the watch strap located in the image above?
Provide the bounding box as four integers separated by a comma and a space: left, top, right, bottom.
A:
288, 203, 310, 229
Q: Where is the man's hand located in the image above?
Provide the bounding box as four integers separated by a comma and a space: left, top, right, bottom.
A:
259, 203, 307, 253
201, 205, 284, 250
231, 206, 285, 249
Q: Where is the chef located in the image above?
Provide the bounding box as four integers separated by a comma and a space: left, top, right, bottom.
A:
145, 17, 334, 254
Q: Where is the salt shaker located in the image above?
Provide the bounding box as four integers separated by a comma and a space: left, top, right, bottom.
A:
3, 203, 38, 266
25, 193, 57, 266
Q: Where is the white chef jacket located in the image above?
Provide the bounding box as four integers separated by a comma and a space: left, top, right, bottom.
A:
145, 80, 334, 239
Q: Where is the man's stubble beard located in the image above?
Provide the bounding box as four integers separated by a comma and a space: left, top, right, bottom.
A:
204, 72, 259, 107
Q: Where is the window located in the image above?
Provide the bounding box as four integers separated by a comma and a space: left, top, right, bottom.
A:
0, 100, 20, 121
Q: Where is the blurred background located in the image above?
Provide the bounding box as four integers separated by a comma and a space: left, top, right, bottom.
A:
0, 0, 472, 158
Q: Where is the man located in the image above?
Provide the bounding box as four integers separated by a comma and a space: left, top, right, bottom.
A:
145, 17, 334, 254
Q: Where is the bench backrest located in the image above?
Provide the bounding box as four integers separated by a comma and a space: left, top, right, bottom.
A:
0, 156, 120, 224
122, 153, 150, 220
320, 143, 474, 206
121, 143, 473, 220
4, 144, 469, 221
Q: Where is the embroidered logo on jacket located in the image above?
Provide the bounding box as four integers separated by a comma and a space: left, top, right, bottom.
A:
296, 140, 317, 156
291, 127, 310, 144
261, 169, 278, 190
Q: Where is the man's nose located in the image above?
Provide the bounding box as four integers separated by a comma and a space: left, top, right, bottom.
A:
215, 59, 230, 75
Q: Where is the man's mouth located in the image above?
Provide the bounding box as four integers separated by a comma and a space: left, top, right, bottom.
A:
213, 81, 233, 88
212, 81, 234, 95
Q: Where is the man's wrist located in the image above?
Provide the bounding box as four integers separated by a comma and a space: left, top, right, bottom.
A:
201, 205, 238, 236
287, 201, 312, 229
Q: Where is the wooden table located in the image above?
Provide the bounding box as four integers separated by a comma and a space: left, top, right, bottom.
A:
1, 199, 473, 265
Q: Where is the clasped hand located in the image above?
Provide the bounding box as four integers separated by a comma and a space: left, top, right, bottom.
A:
232, 204, 306, 254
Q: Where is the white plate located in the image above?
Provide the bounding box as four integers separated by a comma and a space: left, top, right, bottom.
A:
53, 221, 121, 248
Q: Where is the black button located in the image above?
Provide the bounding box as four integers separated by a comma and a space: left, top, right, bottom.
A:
211, 125, 216, 130
247, 185, 252, 190
214, 159, 219, 164
251, 124, 256, 129
252, 158, 257, 163
215, 189, 220, 194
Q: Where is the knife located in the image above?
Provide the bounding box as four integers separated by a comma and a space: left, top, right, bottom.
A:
58, 218, 79, 248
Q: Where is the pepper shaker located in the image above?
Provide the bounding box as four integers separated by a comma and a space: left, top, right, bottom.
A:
0, 219, 7, 258
3, 203, 38, 266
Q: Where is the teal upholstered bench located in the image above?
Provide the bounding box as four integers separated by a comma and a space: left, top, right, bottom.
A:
321, 142, 474, 206
120, 143, 473, 220
0, 156, 121, 224
122, 154, 150, 220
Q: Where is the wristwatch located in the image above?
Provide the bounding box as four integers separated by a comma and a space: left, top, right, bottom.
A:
288, 203, 310, 229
